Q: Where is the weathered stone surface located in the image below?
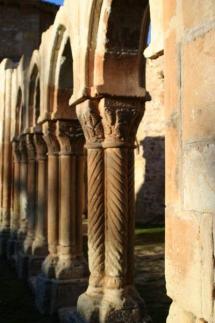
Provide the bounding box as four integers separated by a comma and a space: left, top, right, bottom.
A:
167, 302, 195, 323
166, 209, 214, 320
0, 1, 57, 61
183, 142, 215, 212
183, 29, 215, 143
182, 0, 215, 30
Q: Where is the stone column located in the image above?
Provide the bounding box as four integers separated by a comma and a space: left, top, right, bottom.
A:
11, 139, 21, 237
7, 139, 21, 259
100, 97, 149, 322
32, 132, 48, 257
76, 100, 105, 321
55, 119, 86, 279
35, 119, 87, 315
76, 97, 150, 323
41, 121, 60, 278
17, 135, 28, 244
23, 133, 36, 255
0, 68, 13, 256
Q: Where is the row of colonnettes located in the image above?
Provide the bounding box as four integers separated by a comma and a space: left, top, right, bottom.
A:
0, 2, 151, 322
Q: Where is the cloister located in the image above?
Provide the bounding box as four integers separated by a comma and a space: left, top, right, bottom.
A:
0, 0, 214, 322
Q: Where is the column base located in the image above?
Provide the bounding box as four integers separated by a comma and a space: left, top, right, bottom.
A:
16, 251, 29, 279
59, 307, 86, 323
35, 273, 88, 315
16, 252, 45, 279
28, 254, 45, 277
77, 287, 151, 323
100, 287, 151, 323
77, 291, 102, 322
6, 238, 17, 264
59, 304, 151, 323
0, 229, 10, 258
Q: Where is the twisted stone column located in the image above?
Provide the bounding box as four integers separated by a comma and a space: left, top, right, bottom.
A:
41, 121, 60, 278
55, 119, 86, 280
32, 132, 48, 257
23, 133, 36, 255
100, 97, 148, 322
76, 97, 149, 323
76, 100, 105, 321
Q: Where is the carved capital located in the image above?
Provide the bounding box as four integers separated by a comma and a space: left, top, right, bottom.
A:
12, 138, 21, 162
76, 98, 144, 148
99, 97, 145, 148
56, 120, 84, 155
76, 100, 104, 148
25, 134, 36, 161
42, 121, 60, 156
18, 135, 28, 162
33, 133, 47, 160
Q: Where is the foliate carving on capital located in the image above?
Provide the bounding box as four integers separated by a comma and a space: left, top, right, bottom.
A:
34, 133, 48, 160
43, 121, 60, 155
12, 138, 21, 162
56, 120, 84, 155
99, 97, 145, 147
26, 134, 36, 161
76, 101, 104, 146
18, 135, 28, 162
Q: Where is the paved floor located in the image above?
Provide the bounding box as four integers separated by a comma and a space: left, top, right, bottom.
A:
0, 228, 170, 323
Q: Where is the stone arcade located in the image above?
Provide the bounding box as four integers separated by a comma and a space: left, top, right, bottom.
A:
0, 0, 215, 323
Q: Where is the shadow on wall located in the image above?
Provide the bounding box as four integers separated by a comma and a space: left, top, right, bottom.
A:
136, 136, 165, 226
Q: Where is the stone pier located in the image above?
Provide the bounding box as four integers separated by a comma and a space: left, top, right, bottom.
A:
35, 119, 88, 314
65, 97, 151, 323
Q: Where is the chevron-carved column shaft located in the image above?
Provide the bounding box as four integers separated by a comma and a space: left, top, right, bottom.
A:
55, 119, 86, 280
105, 147, 128, 289
87, 147, 105, 290
76, 100, 105, 296
127, 151, 135, 284
32, 132, 48, 256
41, 121, 59, 278
75, 145, 85, 260
23, 134, 36, 254
11, 140, 21, 238
99, 96, 145, 295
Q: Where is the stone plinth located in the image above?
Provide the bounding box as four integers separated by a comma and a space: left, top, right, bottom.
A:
0, 229, 10, 258
35, 274, 88, 315
16, 250, 45, 280
58, 306, 151, 323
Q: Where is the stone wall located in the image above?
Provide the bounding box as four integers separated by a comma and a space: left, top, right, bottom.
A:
0, 1, 57, 61
165, 0, 215, 322
135, 54, 165, 225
